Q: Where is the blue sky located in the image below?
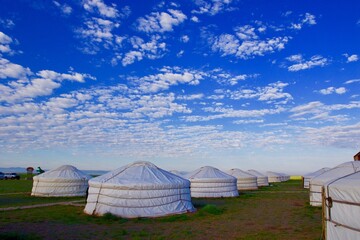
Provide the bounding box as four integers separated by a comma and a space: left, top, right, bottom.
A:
0, 0, 359, 174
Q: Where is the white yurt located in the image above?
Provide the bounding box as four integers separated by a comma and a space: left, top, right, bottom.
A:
303, 167, 330, 188
309, 161, 360, 207
84, 161, 195, 218
323, 171, 360, 239
227, 168, 258, 190
266, 171, 283, 183
278, 173, 290, 181
247, 170, 269, 186
185, 166, 239, 198
31, 165, 91, 197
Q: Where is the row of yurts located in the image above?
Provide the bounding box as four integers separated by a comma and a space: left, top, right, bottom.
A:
301, 151, 360, 240
31, 161, 290, 217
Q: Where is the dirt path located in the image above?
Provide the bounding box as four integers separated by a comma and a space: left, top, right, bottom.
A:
0, 200, 85, 211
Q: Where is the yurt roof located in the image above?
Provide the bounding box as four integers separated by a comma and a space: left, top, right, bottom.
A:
311, 161, 360, 185
185, 166, 236, 180
34, 165, 91, 180
303, 167, 330, 177
227, 168, 256, 179
88, 161, 189, 189
247, 170, 266, 177
266, 171, 282, 177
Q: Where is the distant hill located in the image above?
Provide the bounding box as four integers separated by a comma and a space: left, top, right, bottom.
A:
0, 167, 108, 176
0, 167, 28, 173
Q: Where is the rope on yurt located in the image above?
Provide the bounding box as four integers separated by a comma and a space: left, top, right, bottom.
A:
91, 165, 132, 215
321, 186, 326, 240
92, 183, 102, 215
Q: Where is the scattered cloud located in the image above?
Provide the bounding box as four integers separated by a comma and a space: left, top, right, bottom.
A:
119, 35, 167, 66
0, 57, 32, 79
344, 79, 360, 84
343, 53, 358, 63
0, 32, 14, 55
53, 1, 72, 15
83, 0, 119, 18
76, 17, 120, 54
286, 54, 328, 71
0, 59, 95, 103
192, 0, 237, 16
127, 66, 205, 93
296, 122, 360, 148
181, 35, 189, 43
290, 101, 360, 122
136, 9, 187, 33
191, 16, 199, 22
290, 13, 316, 30
184, 106, 285, 122
228, 81, 293, 104
210, 69, 259, 85
211, 33, 289, 59
319, 87, 347, 95
0, 19, 15, 29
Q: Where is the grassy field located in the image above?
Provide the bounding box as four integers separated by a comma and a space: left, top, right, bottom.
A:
0, 179, 322, 240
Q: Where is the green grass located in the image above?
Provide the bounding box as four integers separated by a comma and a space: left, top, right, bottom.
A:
0, 179, 33, 193
0, 180, 322, 240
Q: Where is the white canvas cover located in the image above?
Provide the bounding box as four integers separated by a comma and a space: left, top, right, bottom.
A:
309, 161, 360, 207
31, 165, 91, 197
323, 171, 360, 239
227, 168, 258, 190
84, 161, 195, 218
185, 166, 238, 198
247, 170, 269, 186
266, 171, 282, 183
303, 167, 330, 188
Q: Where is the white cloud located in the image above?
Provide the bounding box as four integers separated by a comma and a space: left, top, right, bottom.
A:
290, 101, 360, 121
211, 30, 290, 59
181, 35, 189, 43
233, 119, 264, 124
319, 87, 347, 95
290, 101, 324, 118
212, 70, 259, 85
36, 70, 96, 82
345, 79, 360, 84
287, 55, 328, 72
0, 58, 32, 79
0, 63, 95, 103
53, 1, 72, 15
0, 31, 13, 54
290, 13, 316, 30
234, 25, 258, 40
229, 81, 293, 103
177, 93, 204, 100
83, 0, 118, 18
136, 9, 187, 33
296, 122, 360, 148
128, 66, 205, 93
343, 53, 358, 63
184, 106, 285, 122
122, 51, 143, 66
0, 19, 15, 29
120, 36, 167, 66
191, 16, 199, 22
176, 50, 184, 57
192, 0, 236, 16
